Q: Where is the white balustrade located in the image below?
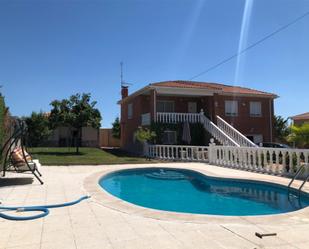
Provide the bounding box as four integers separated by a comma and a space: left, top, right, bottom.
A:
146, 144, 209, 162
216, 115, 257, 147
156, 112, 201, 124
145, 143, 309, 177
208, 143, 309, 177
200, 114, 240, 147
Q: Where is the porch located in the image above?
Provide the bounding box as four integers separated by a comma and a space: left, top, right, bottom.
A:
139, 85, 217, 126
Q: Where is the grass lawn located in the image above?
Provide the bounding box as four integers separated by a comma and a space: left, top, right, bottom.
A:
29, 147, 157, 165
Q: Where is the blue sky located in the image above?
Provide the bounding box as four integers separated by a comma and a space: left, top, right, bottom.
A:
1, 0, 309, 127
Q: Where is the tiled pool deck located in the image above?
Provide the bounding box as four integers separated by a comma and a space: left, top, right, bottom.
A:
1, 163, 309, 249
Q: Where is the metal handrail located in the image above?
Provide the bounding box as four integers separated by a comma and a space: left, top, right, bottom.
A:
287, 165, 306, 189
299, 173, 309, 192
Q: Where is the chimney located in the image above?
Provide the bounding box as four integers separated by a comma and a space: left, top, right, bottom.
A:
121, 86, 128, 99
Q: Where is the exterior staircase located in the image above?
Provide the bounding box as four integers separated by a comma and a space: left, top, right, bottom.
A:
200, 114, 257, 147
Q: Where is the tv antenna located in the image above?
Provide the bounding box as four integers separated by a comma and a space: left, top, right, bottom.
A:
120, 62, 133, 87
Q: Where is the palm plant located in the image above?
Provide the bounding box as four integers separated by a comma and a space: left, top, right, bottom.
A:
287, 123, 309, 148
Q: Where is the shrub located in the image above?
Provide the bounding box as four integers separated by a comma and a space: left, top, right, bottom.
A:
135, 127, 156, 143
287, 124, 309, 148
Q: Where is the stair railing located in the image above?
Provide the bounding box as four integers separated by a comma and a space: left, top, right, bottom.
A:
216, 115, 258, 147
199, 112, 240, 147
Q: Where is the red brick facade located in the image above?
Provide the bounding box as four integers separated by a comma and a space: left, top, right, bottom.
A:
119, 81, 276, 151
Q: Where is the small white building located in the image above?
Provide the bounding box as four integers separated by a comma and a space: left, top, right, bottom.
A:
48, 126, 99, 147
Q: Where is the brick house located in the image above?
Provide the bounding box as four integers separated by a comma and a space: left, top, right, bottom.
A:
291, 112, 309, 126
118, 81, 277, 152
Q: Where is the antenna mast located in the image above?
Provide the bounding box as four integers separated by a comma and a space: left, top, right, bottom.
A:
120, 62, 132, 88
120, 61, 124, 87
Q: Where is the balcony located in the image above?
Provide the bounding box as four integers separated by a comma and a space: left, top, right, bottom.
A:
156, 112, 201, 123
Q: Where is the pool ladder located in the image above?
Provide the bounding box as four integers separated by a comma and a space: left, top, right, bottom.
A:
287, 165, 309, 195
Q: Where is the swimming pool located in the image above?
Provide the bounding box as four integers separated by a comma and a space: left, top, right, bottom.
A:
99, 168, 309, 216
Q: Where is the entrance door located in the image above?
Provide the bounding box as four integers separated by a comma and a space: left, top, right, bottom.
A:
188, 102, 197, 113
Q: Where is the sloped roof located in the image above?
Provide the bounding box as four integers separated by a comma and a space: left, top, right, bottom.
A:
291, 112, 309, 120
151, 80, 277, 98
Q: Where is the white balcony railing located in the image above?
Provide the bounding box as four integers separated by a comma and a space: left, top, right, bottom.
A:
216, 116, 257, 147
141, 113, 151, 126
156, 112, 201, 123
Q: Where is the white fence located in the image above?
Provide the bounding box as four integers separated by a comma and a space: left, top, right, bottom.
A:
146, 144, 209, 161
145, 143, 309, 177
208, 144, 309, 176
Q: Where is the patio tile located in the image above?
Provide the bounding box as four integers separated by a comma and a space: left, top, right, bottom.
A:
5, 227, 42, 248
40, 240, 77, 249
104, 221, 140, 243
41, 228, 75, 244
219, 224, 291, 248
5, 243, 41, 249
69, 214, 98, 229
43, 214, 72, 232
72, 227, 113, 249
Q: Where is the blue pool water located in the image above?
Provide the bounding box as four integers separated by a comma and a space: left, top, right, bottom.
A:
99, 168, 309, 216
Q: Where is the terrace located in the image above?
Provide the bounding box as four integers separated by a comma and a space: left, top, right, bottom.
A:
1, 162, 309, 249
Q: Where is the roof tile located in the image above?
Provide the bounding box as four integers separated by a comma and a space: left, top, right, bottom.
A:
151, 80, 277, 97
291, 112, 309, 120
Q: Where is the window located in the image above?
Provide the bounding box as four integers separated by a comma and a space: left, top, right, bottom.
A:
157, 100, 175, 113
162, 130, 177, 144
225, 100, 238, 116
128, 103, 133, 119
250, 102, 262, 117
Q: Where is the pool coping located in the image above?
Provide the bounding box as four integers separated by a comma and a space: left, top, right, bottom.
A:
83, 163, 309, 224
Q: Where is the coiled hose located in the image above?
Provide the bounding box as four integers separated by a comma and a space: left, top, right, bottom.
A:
0, 195, 90, 221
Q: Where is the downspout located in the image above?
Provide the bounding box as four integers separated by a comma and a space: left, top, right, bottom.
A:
269, 98, 273, 143
154, 89, 157, 122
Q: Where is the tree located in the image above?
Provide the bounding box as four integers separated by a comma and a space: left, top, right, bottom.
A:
49, 93, 102, 154
24, 112, 52, 147
273, 115, 290, 143
287, 123, 309, 148
112, 117, 121, 139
